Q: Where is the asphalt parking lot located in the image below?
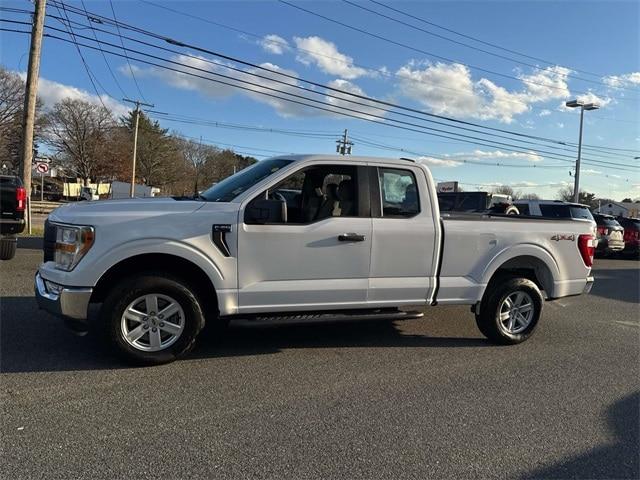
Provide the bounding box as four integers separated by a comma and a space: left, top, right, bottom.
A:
1, 241, 638, 480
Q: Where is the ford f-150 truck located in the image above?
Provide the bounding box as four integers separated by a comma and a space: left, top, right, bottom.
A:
35, 155, 595, 365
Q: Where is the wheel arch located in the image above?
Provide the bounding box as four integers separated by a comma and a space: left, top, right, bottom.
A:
90, 253, 220, 320
479, 246, 560, 301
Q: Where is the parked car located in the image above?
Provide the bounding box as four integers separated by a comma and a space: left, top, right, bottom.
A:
0, 175, 26, 260
615, 216, 640, 258
513, 200, 596, 226
36, 155, 595, 365
438, 191, 519, 215
592, 214, 625, 256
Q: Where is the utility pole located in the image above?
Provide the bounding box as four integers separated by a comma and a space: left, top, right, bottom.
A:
336, 129, 353, 155
20, 0, 47, 233
124, 98, 154, 197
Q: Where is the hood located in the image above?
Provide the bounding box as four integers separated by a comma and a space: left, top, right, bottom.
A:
48, 197, 210, 225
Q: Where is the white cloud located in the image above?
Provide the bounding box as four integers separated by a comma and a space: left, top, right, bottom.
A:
415, 156, 461, 167
134, 54, 382, 119
293, 36, 368, 79
603, 72, 640, 88
539, 109, 552, 117
556, 122, 565, 128
395, 62, 575, 123
17, 72, 127, 116
325, 79, 382, 120
460, 149, 543, 163
259, 34, 290, 55
576, 91, 612, 108
583, 169, 603, 175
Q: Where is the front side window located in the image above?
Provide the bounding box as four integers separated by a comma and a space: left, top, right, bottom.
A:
379, 168, 419, 217
246, 164, 360, 224
200, 158, 293, 202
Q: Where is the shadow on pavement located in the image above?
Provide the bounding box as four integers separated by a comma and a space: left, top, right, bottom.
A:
1, 296, 487, 373
589, 268, 640, 304
522, 392, 640, 479
17, 237, 43, 250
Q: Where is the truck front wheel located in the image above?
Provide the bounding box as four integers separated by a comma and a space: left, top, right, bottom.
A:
475, 277, 543, 345
100, 274, 205, 365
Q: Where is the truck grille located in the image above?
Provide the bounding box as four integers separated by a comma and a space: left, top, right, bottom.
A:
43, 220, 56, 262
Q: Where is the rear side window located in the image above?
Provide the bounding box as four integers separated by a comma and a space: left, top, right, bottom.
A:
514, 203, 530, 215
378, 168, 419, 217
595, 215, 620, 227
539, 204, 571, 218
570, 207, 594, 221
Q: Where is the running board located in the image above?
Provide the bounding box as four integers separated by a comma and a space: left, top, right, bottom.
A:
227, 309, 424, 327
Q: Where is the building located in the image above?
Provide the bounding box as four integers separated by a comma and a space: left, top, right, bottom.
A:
594, 201, 640, 219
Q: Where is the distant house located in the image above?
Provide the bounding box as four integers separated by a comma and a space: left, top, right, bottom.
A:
593, 201, 640, 219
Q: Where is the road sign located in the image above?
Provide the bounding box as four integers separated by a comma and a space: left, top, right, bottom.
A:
36, 162, 49, 174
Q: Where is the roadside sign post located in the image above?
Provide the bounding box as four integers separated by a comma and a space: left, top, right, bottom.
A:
35, 162, 49, 202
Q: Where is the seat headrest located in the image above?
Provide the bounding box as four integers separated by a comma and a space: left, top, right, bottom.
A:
337, 180, 355, 201
325, 183, 339, 199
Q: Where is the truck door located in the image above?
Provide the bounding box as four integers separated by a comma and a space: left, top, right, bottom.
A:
369, 165, 440, 305
237, 163, 372, 313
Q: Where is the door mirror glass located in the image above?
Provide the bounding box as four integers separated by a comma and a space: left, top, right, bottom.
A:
245, 198, 287, 224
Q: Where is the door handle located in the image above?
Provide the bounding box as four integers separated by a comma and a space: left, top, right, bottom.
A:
338, 233, 366, 242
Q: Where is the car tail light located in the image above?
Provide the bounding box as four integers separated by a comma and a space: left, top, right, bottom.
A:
578, 234, 595, 267
624, 229, 640, 242
597, 226, 608, 236
16, 186, 26, 211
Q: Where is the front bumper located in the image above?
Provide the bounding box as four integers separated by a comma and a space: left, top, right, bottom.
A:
35, 272, 92, 321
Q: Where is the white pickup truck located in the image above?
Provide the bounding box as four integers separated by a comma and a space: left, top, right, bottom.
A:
35, 155, 595, 365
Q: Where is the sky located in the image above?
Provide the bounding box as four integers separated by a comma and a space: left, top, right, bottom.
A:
1, 0, 639, 200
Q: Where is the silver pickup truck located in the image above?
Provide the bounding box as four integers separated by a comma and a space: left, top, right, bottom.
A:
36, 155, 595, 365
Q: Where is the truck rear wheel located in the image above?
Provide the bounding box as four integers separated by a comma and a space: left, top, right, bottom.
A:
100, 274, 205, 365
0, 236, 17, 260
475, 277, 543, 345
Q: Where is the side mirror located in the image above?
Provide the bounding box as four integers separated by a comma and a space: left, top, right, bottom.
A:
245, 198, 287, 224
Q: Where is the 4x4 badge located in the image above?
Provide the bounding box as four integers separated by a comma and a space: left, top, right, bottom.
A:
551, 234, 575, 241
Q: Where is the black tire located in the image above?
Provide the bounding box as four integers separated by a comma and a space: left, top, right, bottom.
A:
475, 276, 543, 345
99, 273, 205, 365
0, 237, 17, 260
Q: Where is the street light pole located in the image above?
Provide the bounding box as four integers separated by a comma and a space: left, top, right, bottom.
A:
573, 105, 585, 204
565, 100, 599, 203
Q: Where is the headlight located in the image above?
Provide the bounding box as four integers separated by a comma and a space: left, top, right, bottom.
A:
54, 225, 95, 271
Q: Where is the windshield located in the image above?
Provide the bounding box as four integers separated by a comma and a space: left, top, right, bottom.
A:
200, 158, 293, 202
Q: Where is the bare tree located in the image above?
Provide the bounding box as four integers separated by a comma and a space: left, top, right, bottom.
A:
0, 67, 24, 130
493, 185, 520, 199
520, 193, 540, 200
0, 67, 45, 173
557, 186, 597, 207
44, 99, 115, 185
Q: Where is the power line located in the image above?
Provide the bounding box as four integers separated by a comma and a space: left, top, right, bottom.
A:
108, 0, 147, 102
79, 0, 127, 98
278, 0, 638, 102
50, 2, 111, 109
343, 0, 633, 93
17, 20, 637, 172
368, 0, 607, 79
36, 5, 638, 162
4, 10, 636, 172
75, 1, 639, 125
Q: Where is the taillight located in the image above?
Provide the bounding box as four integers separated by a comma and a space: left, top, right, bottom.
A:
578, 234, 595, 267
16, 186, 26, 212
597, 226, 608, 236
625, 229, 640, 242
